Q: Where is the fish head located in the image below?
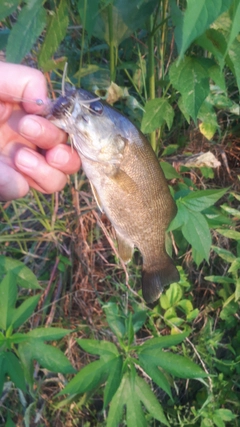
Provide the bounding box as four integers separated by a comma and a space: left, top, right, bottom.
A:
49, 87, 133, 164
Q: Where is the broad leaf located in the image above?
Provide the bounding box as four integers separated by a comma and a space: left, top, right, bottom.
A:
211, 245, 236, 262
216, 228, 240, 240
27, 327, 72, 341
182, 188, 228, 212
0, 0, 20, 20
104, 356, 123, 408
169, 57, 210, 122
61, 359, 107, 395
5, 352, 26, 392
141, 98, 174, 133
228, 37, 240, 92
106, 373, 127, 427
103, 302, 125, 338
224, 1, 240, 59
182, 211, 211, 264
30, 340, 75, 374
139, 350, 206, 379
139, 332, 189, 351
0, 272, 17, 330
0, 256, 41, 289
93, 0, 156, 47
77, 338, 119, 358
161, 162, 181, 180
138, 356, 173, 400
12, 294, 41, 329
38, 0, 69, 69
135, 375, 170, 426
6, 0, 46, 63
177, 0, 233, 58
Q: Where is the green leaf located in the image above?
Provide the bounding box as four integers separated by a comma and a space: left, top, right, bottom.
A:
224, 0, 240, 59
160, 162, 181, 180
106, 373, 127, 427
212, 413, 225, 427
177, 0, 233, 59
211, 245, 236, 262
216, 228, 240, 240
77, 338, 119, 358
182, 188, 228, 212
93, 0, 156, 47
38, 0, 69, 69
5, 352, 26, 392
104, 356, 123, 408
18, 341, 34, 388
166, 283, 183, 306
61, 359, 107, 395
141, 98, 174, 133
77, 0, 99, 39
139, 349, 206, 379
6, 0, 46, 63
0, 0, 20, 20
135, 375, 170, 426
216, 408, 238, 421
204, 275, 235, 284
168, 203, 189, 231
0, 272, 17, 330
12, 294, 41, 329
196, 29, 227, 67
227, 36, 240, 92
0, 256, 41, 289
198, 100, 218, 140
169, 57, 210, 122
6, 413, 15, 427
103, 302, 125, 338
138, 355, 173, 400
182, 211, 211, 264
126, 390, 147, 427
30, 340, 75, 374
27, 327, 72, 341
221, 204, 240, 218
139, 332, 189, 352
132, 308, 147, 333
0, 352, 6, 394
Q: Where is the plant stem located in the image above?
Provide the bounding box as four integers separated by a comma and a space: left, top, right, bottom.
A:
147, 15, 157, 152
108, 2, 115, 82
78, 0, 87, 87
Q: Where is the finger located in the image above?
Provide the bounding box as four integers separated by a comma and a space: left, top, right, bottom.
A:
18, 115, 68, 149
46, 144, 81, 174
0, 161, 29, 201
0, 101, 13, 124
14, 147, 68, 193
0, 63, 48, 115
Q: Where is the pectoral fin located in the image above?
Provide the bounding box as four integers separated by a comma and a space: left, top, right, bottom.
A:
115, 229, 134, 263
90, 181, 103, 212
111, 169, 139, 194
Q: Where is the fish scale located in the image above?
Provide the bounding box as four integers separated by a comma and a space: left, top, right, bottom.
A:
49, 86, 180, 303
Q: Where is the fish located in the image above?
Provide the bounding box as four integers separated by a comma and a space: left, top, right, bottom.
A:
48, 85, 179, 303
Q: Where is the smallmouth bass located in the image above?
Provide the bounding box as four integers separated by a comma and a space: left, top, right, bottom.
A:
49, 86, 179, 303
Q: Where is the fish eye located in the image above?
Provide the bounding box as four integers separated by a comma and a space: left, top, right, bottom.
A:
89, 101, 103, 115
52, 96, 72, 118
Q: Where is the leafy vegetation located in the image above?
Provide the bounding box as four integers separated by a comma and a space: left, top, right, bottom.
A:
0, 0, 240, 425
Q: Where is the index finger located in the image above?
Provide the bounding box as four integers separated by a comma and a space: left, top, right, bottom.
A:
0, 62, 48, 115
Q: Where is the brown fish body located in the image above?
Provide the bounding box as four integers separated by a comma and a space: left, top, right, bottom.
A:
50, 87, 179, 303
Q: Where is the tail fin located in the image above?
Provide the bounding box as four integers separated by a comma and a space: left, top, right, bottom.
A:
142, 257, 179, 304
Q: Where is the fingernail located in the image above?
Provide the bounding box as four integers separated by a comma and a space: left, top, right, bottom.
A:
16, 148, 39, 169
51, 148, 70, 166
19, 117, 43, 138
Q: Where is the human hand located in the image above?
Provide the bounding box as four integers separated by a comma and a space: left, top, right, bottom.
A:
0, 62, 81, 201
